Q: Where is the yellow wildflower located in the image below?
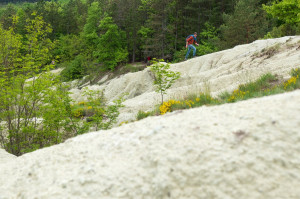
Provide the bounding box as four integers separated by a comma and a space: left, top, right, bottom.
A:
78, 101, 85, 106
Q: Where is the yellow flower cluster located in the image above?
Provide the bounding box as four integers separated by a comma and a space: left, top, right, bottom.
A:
228, 89, 249, 102
184, 100, 195, 108
78, 101, 86, 106
73, 108, 84, 118
159, 100, 181, 115
72, 102, 94, 118
284, 75, 298, 90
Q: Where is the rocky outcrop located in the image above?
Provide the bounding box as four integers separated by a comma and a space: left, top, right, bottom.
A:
0, 89, 299, 199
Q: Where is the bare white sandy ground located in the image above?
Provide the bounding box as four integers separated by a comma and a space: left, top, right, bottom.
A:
0, 89, 300, 199
69, 36, 300, 123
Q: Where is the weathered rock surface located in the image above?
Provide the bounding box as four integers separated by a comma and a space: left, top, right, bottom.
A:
0, 89, 300, 199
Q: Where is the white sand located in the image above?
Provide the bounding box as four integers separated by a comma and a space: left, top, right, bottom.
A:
0, 36, 300, 198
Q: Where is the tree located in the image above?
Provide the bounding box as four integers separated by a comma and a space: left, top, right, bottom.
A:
220, 0, 270, 49
82, 1, 101, 57
141, 0, 176, 59
263, 0, 300, 36
263, 0, 300, 25
0, 4, 17, 30
149, 59, 180, 104
94, 15, 128, 70
42, 1, 62, 39
0, 14, 59, 155
60, 0, 85, 35
109, 0, 143, 62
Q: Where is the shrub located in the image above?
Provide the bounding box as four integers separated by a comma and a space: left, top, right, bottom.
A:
283, 68, 300, 90
82, 89, 126, 130
60, 55, 86, 81
291, 68, 300, 77
53, 34, 83, 62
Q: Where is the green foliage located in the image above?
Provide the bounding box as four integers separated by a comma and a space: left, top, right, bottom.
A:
0, 0, 296, 65
53, 34, 83, 62
263, 0, 300, 37
227, 73, 280, 102
82, 89, 126, 130
60, 55, 86, 81
94, 16, 128, 70
0, 4, 17, 30
82, 1, 101, 53
283, 68, 300, 90
263, 0, 300, 25
239, 73, 278, 93
138, 25, 154, 57
136, 110, 152, 120
0, 15, 75, 156
0, 14, 124, 156
148, 59, 180, 104
23, 12, 54, 72
291, 68, 300, 77
220, 0, 270, 48
200, 22, 220, 49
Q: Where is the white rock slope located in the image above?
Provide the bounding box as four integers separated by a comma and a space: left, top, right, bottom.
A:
0, 36, 300, 199
0, 89, 300, 199
70, 36, 300, 122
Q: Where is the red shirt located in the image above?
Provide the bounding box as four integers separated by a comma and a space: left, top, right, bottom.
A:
187, 36, 198, 45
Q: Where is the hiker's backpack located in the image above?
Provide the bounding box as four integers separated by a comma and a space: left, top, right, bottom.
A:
186, 34, 197, 43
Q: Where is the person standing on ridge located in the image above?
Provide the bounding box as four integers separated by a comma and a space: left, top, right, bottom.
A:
185, 32, 199, 60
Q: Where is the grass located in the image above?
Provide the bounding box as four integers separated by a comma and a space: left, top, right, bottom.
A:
259, 43, 281, 58
136, 110, 153, 120
136, 68, 300, 120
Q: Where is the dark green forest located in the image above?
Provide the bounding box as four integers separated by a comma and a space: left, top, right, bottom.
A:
1, 0, 299, 80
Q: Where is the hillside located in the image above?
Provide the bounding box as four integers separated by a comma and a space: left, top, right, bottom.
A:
0, 36, 300, 198
70, 36, 300, 123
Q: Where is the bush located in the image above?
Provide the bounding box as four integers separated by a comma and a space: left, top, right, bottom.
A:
60, 55, 86, 81
82, 89, 126, 130
283, 68, 300, 90
53, 34, 83, 62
